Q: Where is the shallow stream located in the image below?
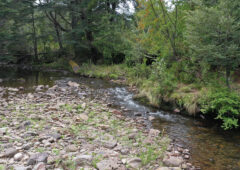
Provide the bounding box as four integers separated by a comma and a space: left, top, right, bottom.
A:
0, 66, 240, 170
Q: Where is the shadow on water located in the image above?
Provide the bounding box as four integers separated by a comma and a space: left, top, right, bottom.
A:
0, 67, 240, 170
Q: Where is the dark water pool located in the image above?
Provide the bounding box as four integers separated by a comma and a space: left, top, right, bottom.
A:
0, 66, 240, 170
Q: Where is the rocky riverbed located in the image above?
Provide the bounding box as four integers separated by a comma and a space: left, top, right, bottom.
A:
0, 80, 194, 170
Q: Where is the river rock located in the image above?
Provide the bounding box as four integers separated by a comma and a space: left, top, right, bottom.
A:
27, 93, 34, 99
23, 121, 31, 127
8, 88, 19, 92
79, 114, 89, 121
0, 127, 8, 135
48, 132, 61, 140
74, 155, 92, 166
96, 158, 119, 170
174, 108, 181, 113
22, 143, 32, 150
33, 162, 46, 170
127, 157, 142, 169
67, 81, 79, 88
1, 148, 18, 158
148, 116, 155, 121
163, 156, 183, 167
181, 163, 188, 169
27, 152, 48, 165
9, 165, 31, 170
120, 148, 129, 155
183, 149, 190, 154
103, 140, 117, 149
149, 129, 160, 137
112, 110, 122, 115
66, 145, 78, 152
98, 124, 110, 130
36, 85, 44, 91
128, 133, 137, 140
157, 167, 181, 170
143, 136, 154, 145
134, 112, 142, 116
14, 153, 24, 161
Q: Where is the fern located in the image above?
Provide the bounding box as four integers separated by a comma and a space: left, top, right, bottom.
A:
200, 89, 240, 130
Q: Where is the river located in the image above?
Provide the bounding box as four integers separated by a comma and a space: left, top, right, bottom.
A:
0, 66, 240, 170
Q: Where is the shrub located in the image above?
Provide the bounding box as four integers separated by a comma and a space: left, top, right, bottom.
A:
200, 88, 240, 130
127, 61, 152, 79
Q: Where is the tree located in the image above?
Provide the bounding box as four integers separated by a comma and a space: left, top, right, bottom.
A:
38, 0, 133, 63
135, 0, 189, 62
0, 0, 135, 64
186, 0, 240, 88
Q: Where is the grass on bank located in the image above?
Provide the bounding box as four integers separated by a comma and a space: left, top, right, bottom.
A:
76, 63, 240, 130
77, 63, 204, 113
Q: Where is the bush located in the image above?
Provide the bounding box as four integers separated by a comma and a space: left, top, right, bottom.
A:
43, 58, 70, 70
150, 59, 177, 97
200, 88, 240, 130
127, 61, 152, 79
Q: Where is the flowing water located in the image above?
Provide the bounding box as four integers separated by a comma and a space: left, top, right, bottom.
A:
0, 66, 240, 170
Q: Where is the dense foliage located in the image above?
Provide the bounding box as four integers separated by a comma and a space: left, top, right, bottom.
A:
0, 0, 134, 63
1, 0, 240, 130
200, 88, 240, 130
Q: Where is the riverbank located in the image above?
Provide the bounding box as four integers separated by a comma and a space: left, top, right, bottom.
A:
0, 79, 194, 170
1, 62, 240, 130
76, 64, 202, 115
75, 64, 240, 130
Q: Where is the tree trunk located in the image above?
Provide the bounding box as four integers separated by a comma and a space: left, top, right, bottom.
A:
226, 67, 231, 89
71, 0, 78, 58
31, 5, 38, 63
54, 24, 63, 51
86, 30, 100, 64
